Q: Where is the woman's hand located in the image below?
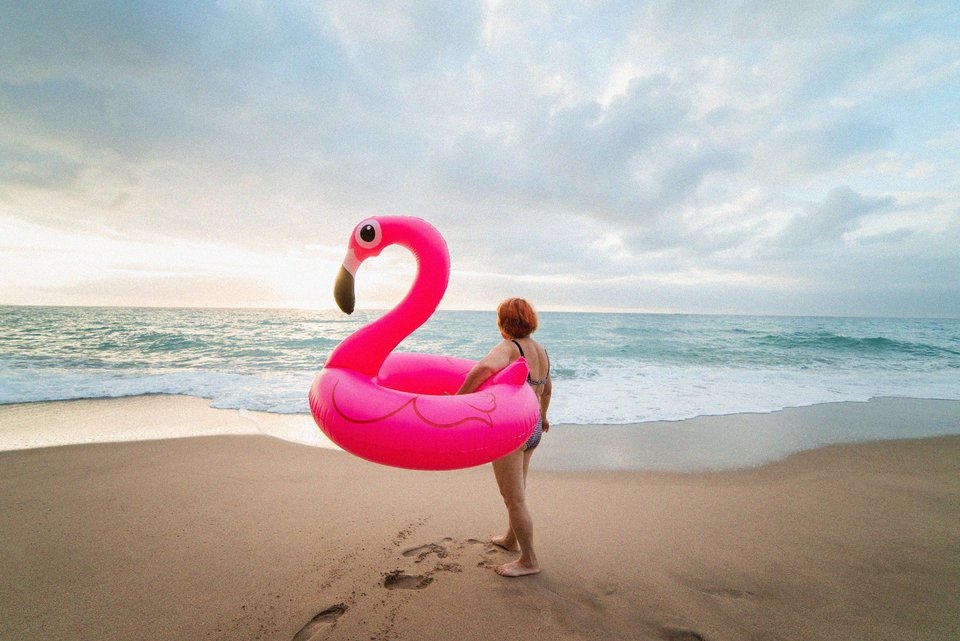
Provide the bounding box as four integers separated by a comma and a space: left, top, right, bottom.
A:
541, 417, 550, 433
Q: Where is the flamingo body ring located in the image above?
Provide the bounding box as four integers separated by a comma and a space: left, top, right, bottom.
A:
309, 216, 539, 470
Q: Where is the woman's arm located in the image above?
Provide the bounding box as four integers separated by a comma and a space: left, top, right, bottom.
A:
456, 341, 516, 395
540, 372, 552, 432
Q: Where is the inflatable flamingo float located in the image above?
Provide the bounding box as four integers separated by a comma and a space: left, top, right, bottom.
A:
309, 216, 538, 470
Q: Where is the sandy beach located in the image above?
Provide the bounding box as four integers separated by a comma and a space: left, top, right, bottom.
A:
2, 397, 959, 641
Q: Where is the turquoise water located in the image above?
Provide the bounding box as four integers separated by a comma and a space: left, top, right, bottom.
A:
2, 306, 958, 427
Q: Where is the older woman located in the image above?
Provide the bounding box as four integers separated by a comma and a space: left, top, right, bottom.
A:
457, 298, 552, 577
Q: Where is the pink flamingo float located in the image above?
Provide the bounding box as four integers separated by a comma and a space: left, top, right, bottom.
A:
309, 216, 538, 470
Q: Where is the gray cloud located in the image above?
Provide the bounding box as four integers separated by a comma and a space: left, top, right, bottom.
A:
779, 186, 895, 247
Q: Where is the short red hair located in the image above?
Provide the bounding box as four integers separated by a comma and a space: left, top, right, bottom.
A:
497, 298, 538, 338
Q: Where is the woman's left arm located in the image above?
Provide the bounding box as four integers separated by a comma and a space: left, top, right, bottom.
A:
540, 372, 552, 432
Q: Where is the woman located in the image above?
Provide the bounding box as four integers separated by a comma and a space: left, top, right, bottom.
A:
457, 298, 552, 577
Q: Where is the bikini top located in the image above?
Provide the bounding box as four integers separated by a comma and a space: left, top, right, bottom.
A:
511, 339, 549, 386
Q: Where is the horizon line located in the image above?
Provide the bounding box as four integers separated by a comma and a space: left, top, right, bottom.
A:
1, 302, 957, 321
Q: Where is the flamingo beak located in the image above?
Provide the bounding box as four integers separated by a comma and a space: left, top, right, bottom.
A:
334, 265, 355, 315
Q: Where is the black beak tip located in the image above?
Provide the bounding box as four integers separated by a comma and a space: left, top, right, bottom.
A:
334, 266, 356, 315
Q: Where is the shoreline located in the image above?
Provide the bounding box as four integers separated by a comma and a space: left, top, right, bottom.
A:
2, 394, 960, 473
2, 431, 958, 640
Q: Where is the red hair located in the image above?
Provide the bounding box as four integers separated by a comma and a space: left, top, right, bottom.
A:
497, 298, 538, 338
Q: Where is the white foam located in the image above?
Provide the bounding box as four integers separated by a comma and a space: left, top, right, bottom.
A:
3, 358, 959, 431
549, 363, 960, 424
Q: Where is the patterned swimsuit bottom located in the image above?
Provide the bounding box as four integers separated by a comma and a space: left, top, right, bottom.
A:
523, 414, 543, 451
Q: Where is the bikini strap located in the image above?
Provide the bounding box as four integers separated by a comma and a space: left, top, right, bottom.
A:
511, 339, 524, 357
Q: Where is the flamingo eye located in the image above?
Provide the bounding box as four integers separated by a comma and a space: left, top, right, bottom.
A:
355, 219, 382, 249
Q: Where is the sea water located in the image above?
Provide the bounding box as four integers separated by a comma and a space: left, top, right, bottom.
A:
1, 306, 959, 456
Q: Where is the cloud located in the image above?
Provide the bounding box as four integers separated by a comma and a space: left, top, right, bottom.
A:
778, 186, 895, 247
1, 0, 958, 316
765, 117, 894, 176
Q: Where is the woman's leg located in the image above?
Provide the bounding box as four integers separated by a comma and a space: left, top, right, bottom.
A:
491, 446, 534, 552
491, 447, 540, 576
492, 422, 539, 551
522, 446, 533, 485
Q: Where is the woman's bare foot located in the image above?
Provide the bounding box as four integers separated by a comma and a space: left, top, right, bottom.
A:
495, 560, 541, 577
490, 534, 520, 552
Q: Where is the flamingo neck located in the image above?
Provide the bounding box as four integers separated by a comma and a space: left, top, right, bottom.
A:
326, 221, 449, 377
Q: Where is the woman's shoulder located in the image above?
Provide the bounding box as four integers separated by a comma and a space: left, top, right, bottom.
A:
495, 338, 522, 358
517, 336, 548, 364
525, 336, 547, 352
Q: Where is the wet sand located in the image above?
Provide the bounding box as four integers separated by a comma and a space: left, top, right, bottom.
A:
1, 397, 959, 640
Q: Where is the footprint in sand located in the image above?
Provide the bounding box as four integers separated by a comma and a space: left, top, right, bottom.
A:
396, 537, 496, 573
383, 570, 433, 590
291, 603, 347, 641
661, 627, 707, 641
401, 542, 448, 562
474, 538, 512, 568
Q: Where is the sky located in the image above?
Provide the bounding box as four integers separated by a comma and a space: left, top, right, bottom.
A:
1, 1, 959, 317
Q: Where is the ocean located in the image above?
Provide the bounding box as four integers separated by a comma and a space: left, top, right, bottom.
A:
2, 306, 958, 428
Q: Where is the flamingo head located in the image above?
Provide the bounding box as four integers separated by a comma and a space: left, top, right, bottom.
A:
334, 217, 389, 315
333, 216, 448, 317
